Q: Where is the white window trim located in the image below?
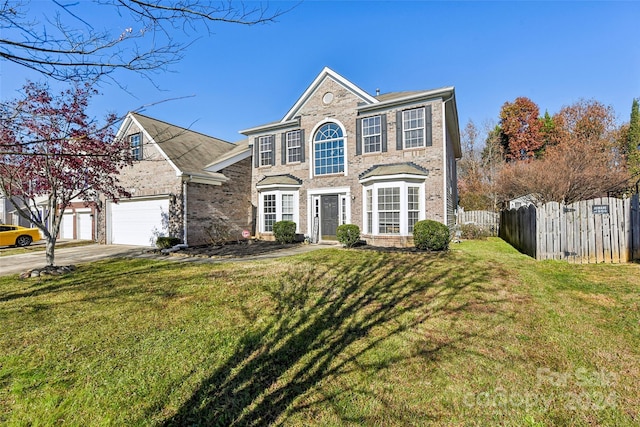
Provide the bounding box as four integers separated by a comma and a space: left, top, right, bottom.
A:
259, 135, 273, 167
286, 130, 302, 164
306, 187, 351, 238
362, 115, 382, 154
361, 181, 425, 236
309, 119, 348, 179
258, 190, 300, 233
130, 133, 142, 160
402, 107, 426, 149
340, 195, 348, 226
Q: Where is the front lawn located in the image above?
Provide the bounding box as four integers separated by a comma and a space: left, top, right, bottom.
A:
0, 238, 638, 426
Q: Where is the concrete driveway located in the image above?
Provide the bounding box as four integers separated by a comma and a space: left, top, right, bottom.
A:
0, 244, 149, 276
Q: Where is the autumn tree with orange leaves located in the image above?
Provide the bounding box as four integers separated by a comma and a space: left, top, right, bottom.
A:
497, 99, 630, 205
499, 97, 544, 161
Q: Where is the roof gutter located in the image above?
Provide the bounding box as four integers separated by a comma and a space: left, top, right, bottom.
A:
357, 87, 455, 113
178, 172, 228, 186
240, 117, 301, 136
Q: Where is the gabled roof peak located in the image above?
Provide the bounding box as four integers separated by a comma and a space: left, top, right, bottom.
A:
281, 67, 378, 122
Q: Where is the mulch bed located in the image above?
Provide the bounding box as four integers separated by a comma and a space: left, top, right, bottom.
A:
174, 240, 299, 258
167, 240, 435, 259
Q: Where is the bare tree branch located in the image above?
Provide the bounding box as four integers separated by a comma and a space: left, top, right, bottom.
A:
0, 1, 295, 82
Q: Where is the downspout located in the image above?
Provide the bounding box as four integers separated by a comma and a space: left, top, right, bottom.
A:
442, 94, 455, 226
183, 177, 189, 246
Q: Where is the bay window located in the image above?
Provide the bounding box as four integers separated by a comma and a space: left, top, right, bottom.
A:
362, 182, 424, 235
260, 190, 299, 232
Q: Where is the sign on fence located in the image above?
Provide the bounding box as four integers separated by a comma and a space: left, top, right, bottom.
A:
592, 205, 609, 215
500, 195, 640, 264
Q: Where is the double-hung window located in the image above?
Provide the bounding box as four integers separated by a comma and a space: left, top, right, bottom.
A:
366, 189, 373, 233
282, 194, 294, 222
378, 187, 401, 234
403, 108, 425, 148
407, 186, 420, 232
259, 135, 274, 167
129, 133, 142, 160
362, 116, 381, 153
263, 194, 277, 232
261, 191, 298, 232
286, 130, 302, 163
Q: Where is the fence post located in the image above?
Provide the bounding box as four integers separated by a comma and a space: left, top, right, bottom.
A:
629, 193, 640, 261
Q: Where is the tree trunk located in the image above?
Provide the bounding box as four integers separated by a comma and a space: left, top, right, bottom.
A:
45, 197, 62, 267
45, 236, 56, 266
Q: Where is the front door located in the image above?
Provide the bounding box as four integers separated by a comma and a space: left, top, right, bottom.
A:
321, 195, 339, 240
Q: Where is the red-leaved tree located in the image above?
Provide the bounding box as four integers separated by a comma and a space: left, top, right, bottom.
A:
0, 81, 132, 266
499, 97, 544, 161
497, 99, 629, 204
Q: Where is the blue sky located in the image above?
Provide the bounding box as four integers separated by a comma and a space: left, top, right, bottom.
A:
1, 1, 639, 143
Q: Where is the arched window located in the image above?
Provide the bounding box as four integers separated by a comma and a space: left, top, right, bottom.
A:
314, 122, 344, 175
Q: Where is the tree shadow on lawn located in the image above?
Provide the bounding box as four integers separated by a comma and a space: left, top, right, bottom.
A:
159, 250, 515, 426
0, 259, 183, 306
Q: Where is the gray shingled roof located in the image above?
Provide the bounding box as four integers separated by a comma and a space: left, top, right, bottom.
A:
256, 174, 303, 187
359, 162, 429, 180
374, 91, 424, 102
132, 113, 235, 175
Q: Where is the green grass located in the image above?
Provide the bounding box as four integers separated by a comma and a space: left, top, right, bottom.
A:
0, 238, 638, 426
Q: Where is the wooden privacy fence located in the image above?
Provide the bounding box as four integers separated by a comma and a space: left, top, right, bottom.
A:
457, 210, 499, 235
500, 195, 640, 263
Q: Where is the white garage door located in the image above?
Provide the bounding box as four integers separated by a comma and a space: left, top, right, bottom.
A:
61, 213, 75, 239
109, 198, 170, 246
77, 212, 93, 240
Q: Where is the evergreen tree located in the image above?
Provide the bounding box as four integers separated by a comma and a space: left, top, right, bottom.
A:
627, 99, 640, 178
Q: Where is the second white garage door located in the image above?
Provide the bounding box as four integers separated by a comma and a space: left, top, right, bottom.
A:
109, 198, 170, 246
77, 211, 93, 240
61, 213, 75, 239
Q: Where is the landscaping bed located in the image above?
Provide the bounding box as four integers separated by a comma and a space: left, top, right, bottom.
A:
167, 239, 301, 258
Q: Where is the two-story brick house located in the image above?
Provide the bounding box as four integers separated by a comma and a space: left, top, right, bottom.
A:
239, 67, 461, 247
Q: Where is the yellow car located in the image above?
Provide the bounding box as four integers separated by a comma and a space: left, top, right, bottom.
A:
0, 225, 42, 247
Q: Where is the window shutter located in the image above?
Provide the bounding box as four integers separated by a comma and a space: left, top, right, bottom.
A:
270, 135, 276, 166
425, 106, 432, 147
253, 137, 259, 168
138, 132, 143, 159
381, 114, 388, 152
355, 118, 362, 155
300, 129, 306, 163
281, 133, 287, 165
396, 110, 403, 150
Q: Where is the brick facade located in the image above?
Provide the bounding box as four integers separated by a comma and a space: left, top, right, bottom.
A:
185, 157, 253, 245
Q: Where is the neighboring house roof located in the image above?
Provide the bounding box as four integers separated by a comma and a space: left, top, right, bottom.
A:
118, 112, 246, 184
131, 113, 234, 173
509, 194, 538, 206
359, 162, 429, 181
256, 174, 303, 188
